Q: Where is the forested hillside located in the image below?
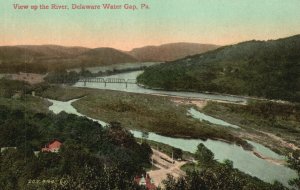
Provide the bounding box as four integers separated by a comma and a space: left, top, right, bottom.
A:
0, 43, 218, 73
0, 107, 152, 189
0, 45, 137, 73
128, 43, 219, 62
138, 35, 300, 102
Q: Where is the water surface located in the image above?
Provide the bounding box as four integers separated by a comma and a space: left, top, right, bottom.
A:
248, 140, 286, 160
74, 71, 248, 103
47, 98, 297, 187
48, 98, 108, 126
188, 108, 240, 129
132, 131, 296, 187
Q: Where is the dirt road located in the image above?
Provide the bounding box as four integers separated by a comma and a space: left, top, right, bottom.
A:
148, 149, 187, 187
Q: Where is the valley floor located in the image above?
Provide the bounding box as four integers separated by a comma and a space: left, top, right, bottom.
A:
37, 85, 300, 159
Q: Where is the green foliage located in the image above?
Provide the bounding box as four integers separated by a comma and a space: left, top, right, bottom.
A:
45, 70, 80, 84
288, 150, 300, 188
172, 147, 183, 160
163, 144, 287, 190
140, 139, 194, 161
0, 62, 47, 73
138, 35, 300, 102
0, 78, 50, 99
0, 78, 28, 98
195, 143, 214, 165
0, 106, 152, 190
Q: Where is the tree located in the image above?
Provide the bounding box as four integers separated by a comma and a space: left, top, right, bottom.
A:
172, 147, 183, 160
195, 143, 214, 165
0, 106, 152, 190
162, 174, 178, 190
288, 150, 300, 189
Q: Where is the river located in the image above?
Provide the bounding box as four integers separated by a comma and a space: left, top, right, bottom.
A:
73, 71, 248, 104
68, 62, 159, 73
48, 98, 298, 188
188, 108, 240, 129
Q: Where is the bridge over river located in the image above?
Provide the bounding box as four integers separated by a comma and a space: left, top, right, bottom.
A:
78, 77, 136, 88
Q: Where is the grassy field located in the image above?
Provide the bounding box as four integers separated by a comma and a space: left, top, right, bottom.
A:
39, 85, 92, 101
8, 84, 298, 155
202, 101, 300, 154
73, 90, 249, 144
40, 86, 250, 148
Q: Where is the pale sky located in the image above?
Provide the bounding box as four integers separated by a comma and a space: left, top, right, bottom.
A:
1, 0, 300, 50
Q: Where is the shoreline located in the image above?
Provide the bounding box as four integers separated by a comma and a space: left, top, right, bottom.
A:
137, 83, 293, 104
41, 85, 291, 167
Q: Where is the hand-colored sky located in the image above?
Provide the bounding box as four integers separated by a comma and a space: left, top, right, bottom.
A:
1, 0, 300, 50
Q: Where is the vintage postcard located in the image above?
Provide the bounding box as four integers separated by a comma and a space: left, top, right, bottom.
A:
0, 0, 299, 189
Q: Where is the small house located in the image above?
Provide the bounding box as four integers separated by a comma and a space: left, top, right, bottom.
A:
42, 140, 62, 153
134, 174, 156, 190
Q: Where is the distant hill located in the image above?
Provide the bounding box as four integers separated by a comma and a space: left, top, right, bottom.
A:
0, 43, 218, 72
137, 35, 300, 102
16, 45, 89, 58
0, 45, 88, 63
77, 48, 137, 66
0, 45, 138, 72
128, 42, 219, 62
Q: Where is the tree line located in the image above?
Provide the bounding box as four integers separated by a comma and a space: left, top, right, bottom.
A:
0, 106, 152, 189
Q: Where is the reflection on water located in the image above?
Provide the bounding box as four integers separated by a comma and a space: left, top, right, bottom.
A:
47, 98, 297, 188
188, 108, 240, 129
73, 71, 248, 103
